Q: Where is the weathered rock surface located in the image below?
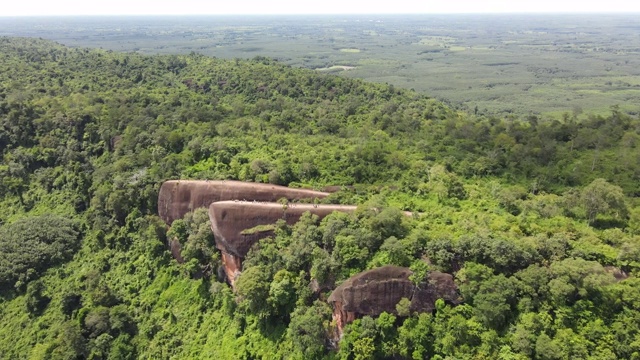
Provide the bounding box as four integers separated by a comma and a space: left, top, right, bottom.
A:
328, 265, 460, 334
158, 180, 330, 225
209, 201, 357, 283
168, 237, 184, 264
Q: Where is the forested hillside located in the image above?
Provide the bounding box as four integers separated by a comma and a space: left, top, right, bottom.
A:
1, 37, 639, 359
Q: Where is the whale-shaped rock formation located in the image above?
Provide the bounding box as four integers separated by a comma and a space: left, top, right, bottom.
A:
328, 265, 460, 334
209, 201, 358, 284
158, 180, 330, 225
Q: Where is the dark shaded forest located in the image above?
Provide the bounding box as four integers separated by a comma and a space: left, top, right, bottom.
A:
1, 37, 639, 359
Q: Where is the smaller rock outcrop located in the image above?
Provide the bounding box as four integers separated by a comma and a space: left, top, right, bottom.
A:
328, 265, 460, 335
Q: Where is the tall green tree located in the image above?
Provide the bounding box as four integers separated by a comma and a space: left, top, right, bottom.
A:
580, 178, 628, 224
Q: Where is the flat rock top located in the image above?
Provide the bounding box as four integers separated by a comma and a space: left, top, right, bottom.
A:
158, 180, 331, 224
210, 201, 357, 212
161, 180, 330, 197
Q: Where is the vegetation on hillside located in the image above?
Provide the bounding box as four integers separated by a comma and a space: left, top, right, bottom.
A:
4, 15, 640, 116
0, 37, 639, 359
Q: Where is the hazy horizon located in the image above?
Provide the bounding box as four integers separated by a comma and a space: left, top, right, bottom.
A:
2, 12, 640, 17
3, 0, 640, 17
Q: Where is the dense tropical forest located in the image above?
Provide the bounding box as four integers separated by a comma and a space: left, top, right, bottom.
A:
1, 36, 639, 359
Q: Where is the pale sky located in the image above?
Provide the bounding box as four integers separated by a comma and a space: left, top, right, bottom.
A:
2, 0, 639, 16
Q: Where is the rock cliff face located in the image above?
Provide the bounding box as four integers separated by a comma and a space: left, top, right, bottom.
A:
157, 180, 330, 225
209, 201, 357, 284
328, 265, 460, 335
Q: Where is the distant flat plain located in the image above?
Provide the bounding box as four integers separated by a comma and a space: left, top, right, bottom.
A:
1, 14, 639, 117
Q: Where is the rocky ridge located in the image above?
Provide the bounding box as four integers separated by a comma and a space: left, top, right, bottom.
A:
158, 180, 459, 329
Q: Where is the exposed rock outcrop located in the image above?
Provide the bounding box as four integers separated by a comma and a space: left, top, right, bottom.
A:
168, 237, 184, 263
209, 201, 358, 284
328, 265, 460, 335
605, 266, 629, 281
158, 180, 330, 225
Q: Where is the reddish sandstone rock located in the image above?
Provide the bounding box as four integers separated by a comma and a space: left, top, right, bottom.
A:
209, 201, 357, 283
220, 251, 242, 283
157, 180, 330, 224
328, 265, 460, 335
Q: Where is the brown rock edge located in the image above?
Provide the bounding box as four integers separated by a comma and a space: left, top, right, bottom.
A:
209, 201, 357, 284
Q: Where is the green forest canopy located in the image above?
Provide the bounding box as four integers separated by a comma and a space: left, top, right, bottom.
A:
0, 37, 639, 359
